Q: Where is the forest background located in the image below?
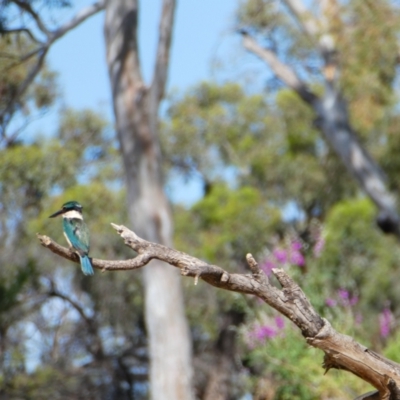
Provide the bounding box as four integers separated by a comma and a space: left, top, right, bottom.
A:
2, 0, 400, 399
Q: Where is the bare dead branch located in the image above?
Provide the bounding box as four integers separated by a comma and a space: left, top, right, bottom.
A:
240, 30, 318, 105
38, 223, 400, 397
1, 1, 105, 140
46, 279, 105, 358
149, 0, 176, 111
0, 27, 41, 43
1, 47, 48, 141
283, 0, 340, 60
37, 232, 151, 271
47, 279, 93, 327
50, 0, 105, 44
11, 0, 51, 37
282, 0, 320, 39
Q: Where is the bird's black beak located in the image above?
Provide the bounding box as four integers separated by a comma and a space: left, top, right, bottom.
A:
49, 209, 64, 218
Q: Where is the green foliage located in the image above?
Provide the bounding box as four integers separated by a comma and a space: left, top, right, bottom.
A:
57, 108, 109, 156
163, 82, 359, 221
244, 325, 372, 399
237, 0, 284, 32
0, 35, 58, 140
174, 183, 281, 343
0, 141, 76, 205
0, 261, 36, 313
1, 366, 96, 399
337, 1, 400, 133
322, 198, 377, 274
383, 330, 400, 363
180, 184, 281, 264
163, 81, 251, 178
317, 198, 400, 308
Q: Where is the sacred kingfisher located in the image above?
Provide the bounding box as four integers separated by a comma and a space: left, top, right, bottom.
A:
49, 201, 94, 276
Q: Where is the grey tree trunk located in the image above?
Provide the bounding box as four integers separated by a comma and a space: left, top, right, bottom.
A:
104, 1, 194, 399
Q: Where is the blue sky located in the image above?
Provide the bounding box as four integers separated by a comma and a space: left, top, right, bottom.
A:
45, 1, 240, 117
31, 1, 246, 204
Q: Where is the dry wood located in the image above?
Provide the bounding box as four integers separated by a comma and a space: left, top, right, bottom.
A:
38, 224, 400, 399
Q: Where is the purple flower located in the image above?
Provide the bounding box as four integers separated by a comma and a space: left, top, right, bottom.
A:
252, 325, 277, 341
261, 259, 275, 275
337, 289, 358, 307
338, 289, 349, 300
247, 317, 286, 347
291, 241, 302, 251
325, 298, 337, 307
273, 248, 287, 264
270, 240, 305, 268
349, 295, 359, 307
379, 308, 392, 338
275, 316, 285, 330
313, 236, 325, 258
290, 250, 305, 267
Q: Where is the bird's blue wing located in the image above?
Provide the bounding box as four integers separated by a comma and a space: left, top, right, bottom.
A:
63, 218, 90, 255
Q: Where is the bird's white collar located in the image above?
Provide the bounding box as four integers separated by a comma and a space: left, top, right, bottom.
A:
62, 210, 83, 219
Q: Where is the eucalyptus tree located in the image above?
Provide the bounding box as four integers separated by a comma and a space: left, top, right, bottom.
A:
238, 0, 400, 236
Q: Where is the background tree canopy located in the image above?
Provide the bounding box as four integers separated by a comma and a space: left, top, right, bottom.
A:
2, 0, 400, 399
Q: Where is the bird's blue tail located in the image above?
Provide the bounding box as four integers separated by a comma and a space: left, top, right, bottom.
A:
80, 255, 94, 276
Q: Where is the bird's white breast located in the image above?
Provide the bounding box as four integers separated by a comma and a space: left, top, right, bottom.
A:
62, 210, 83, 219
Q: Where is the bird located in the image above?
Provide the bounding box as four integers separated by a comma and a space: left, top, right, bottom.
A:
49, 200, 94, 276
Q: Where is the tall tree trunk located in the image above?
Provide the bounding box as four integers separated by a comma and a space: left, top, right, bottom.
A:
203, 310, 245, 400
104, 1, 194, 399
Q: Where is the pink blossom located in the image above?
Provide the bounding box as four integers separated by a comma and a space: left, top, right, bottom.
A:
291, 241, 302, 251
290, 250, 305, 267
325, 298, 337, 307
337, 289, 358, 307
338, 289, 349, 300
252, 325, 277, 341
379, 308, 393, 338
349, 295, 359, 306
275, 316, 285, 329
249, 317, 286, 344
261, 259, 275, 275
273, 248, 287, 264
313, 236, 325, 258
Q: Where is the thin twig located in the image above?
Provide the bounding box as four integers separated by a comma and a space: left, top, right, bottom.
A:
11, 0, 51, 37
1, 0, 105, 140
